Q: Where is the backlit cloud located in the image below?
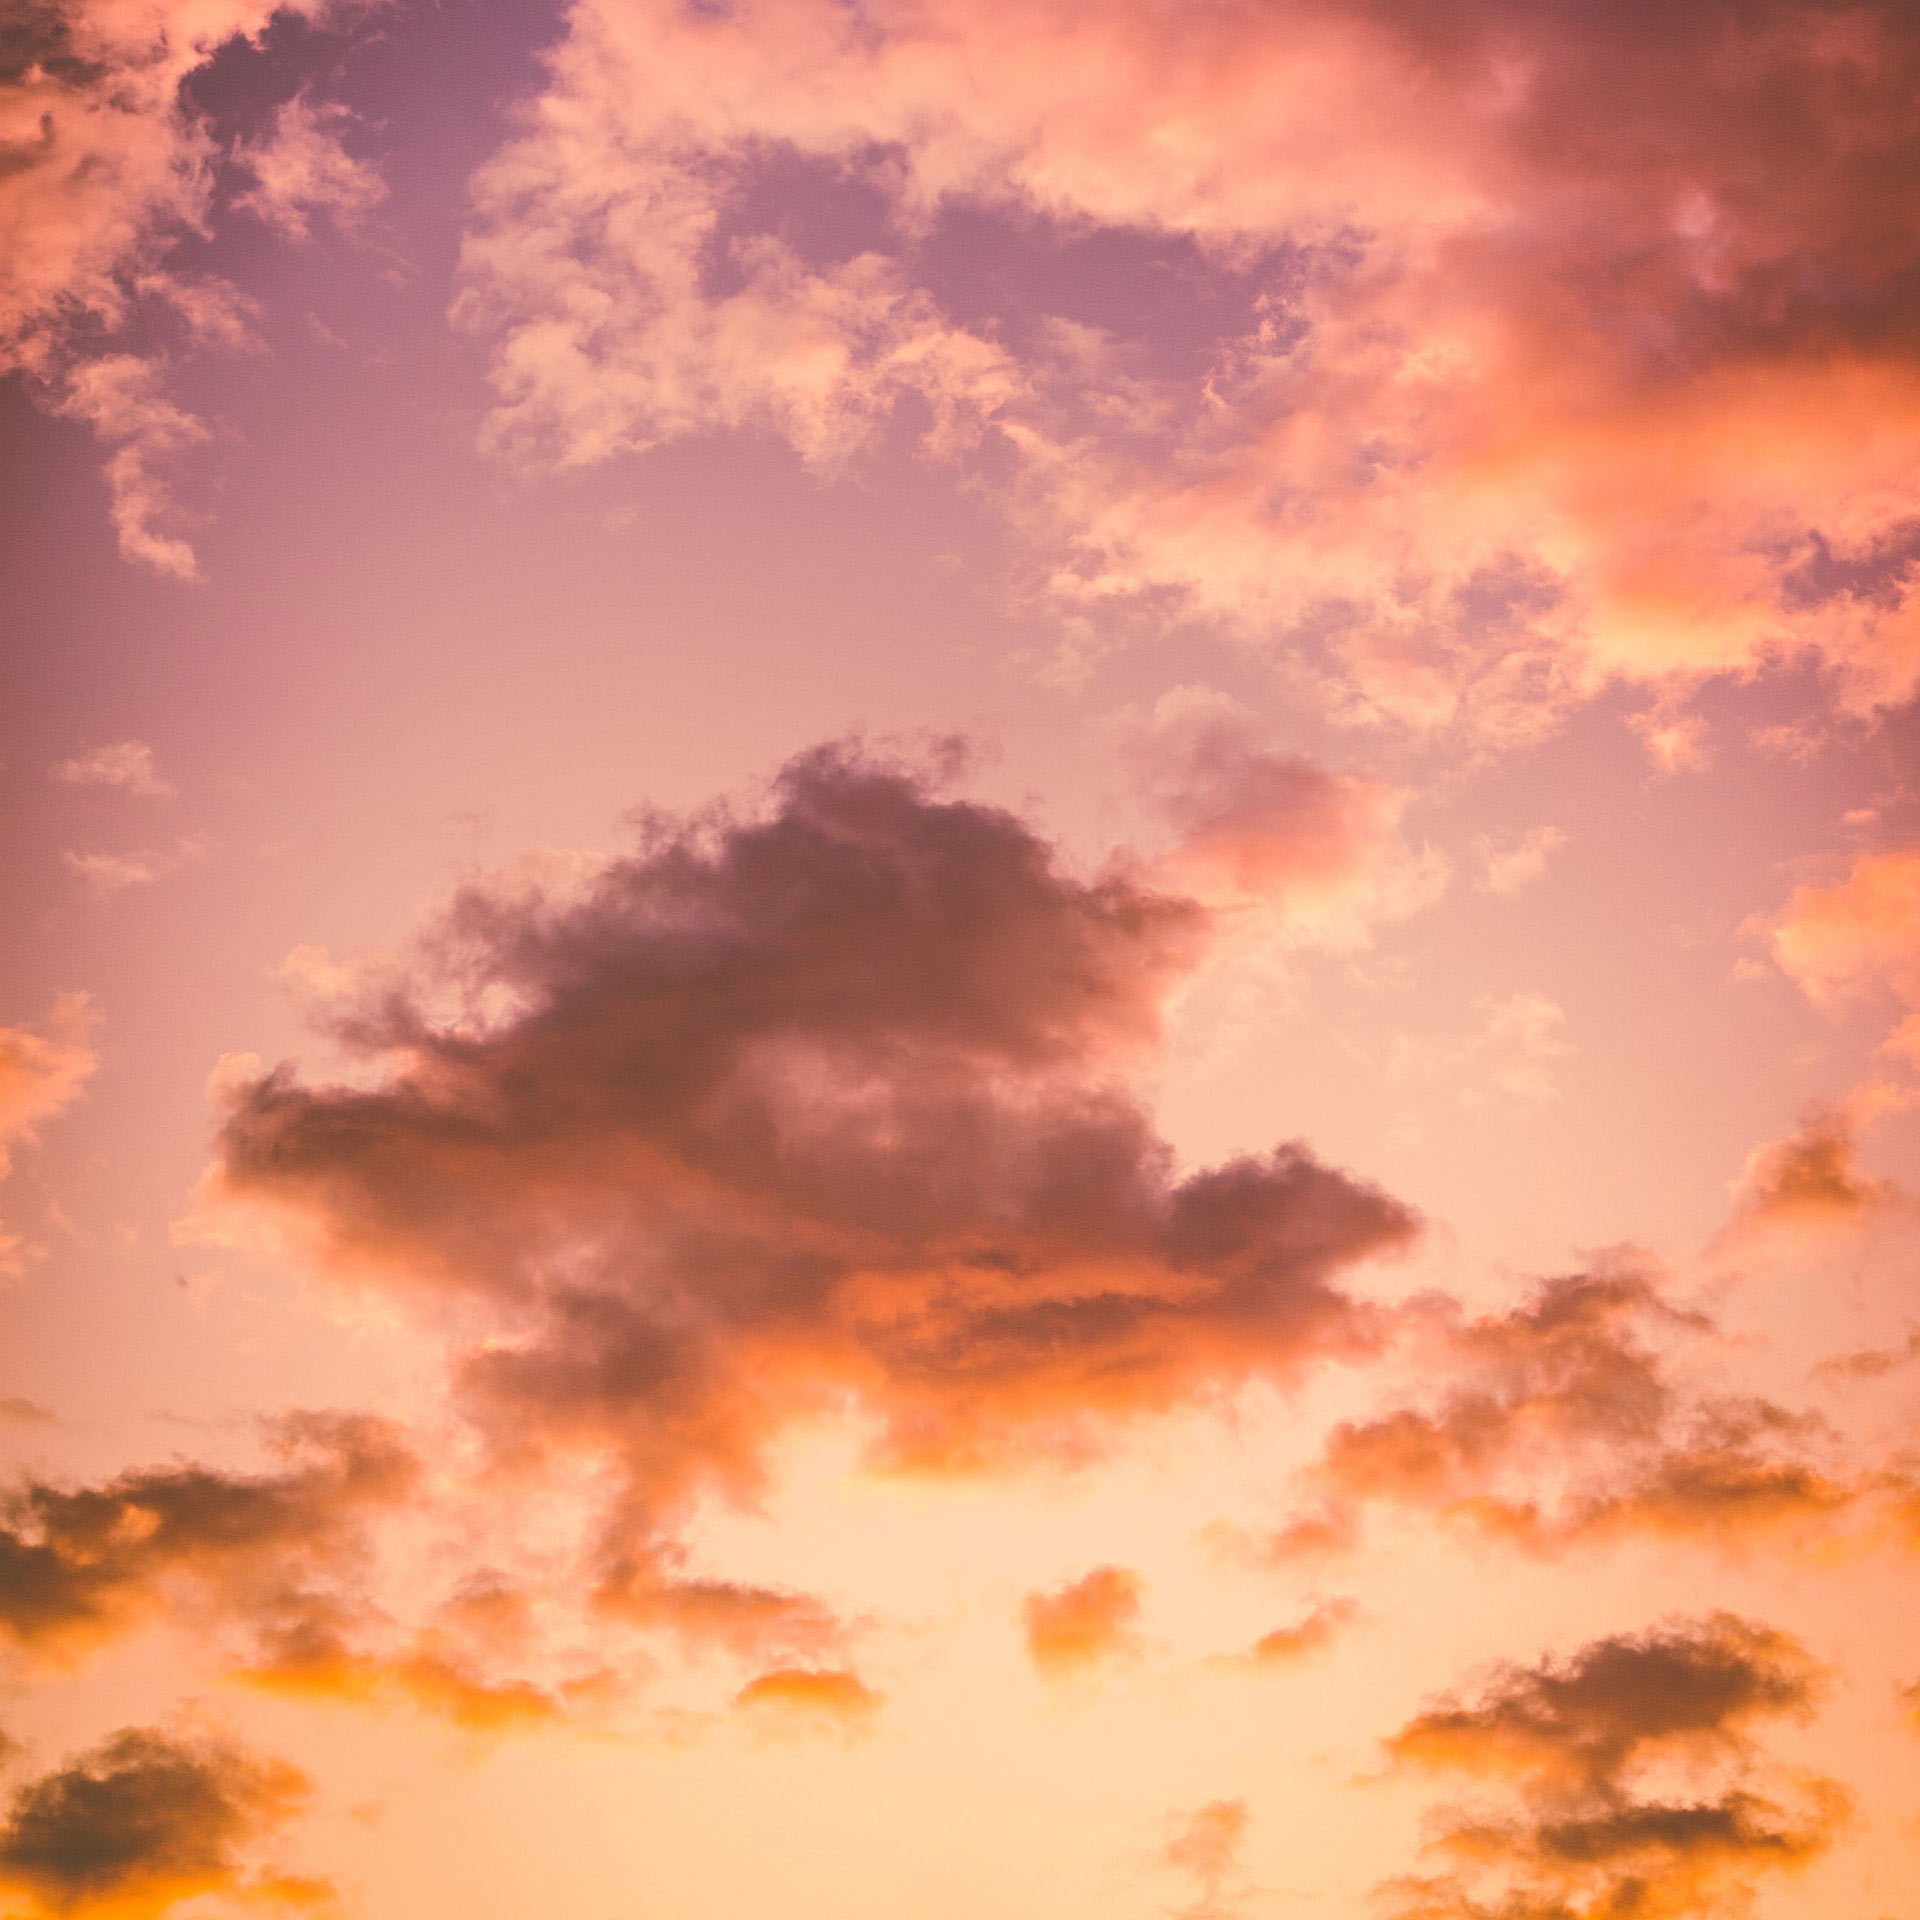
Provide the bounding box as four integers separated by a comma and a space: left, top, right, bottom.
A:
1278, 1273, 1855, 1556
202, 743, 1416, 1631
1381, 1615, 1843, 1920
0, 1412, 415, 1662
0, 1725, 325, 1919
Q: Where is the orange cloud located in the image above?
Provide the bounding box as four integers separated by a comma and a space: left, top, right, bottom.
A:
203, 745, 1415, 1636
1021, 1565, 1142, 1677
1244, 1597, 1357, 1667
0, 994, 98, 1178
732, 1666, 882, 1734
1382, 1616, 1843, 1920
239, 1607, 572, 1735
1278, 1273, 1856, 1556
1771, 846, 1920, 1064
0, 1726, 328, 1919
0, 1413, 416, 1664
1719, 1106, 1911, 1255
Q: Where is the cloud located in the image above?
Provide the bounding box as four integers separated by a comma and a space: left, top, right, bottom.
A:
52, 741, 173, 799
732, 1666, 882, 1735
200, 743, 1416, 1632
1137, 694, 1445, 944
1243, 1596, 1357, 1667
0, 0, 341, 574
0, 994, 97, 1179
455, 0, 1920, 735
234, 94, 385, 241
1770, 846, 1920, 1065
51, 354, 208, 579
1470, 826, 1566, 897
1721, 1105, 1908, 1245
1277, 1272, 1855, 1556
1816, 1327, 1920, 1382
1381, 1616, 1843, 1920
0, 1412, 416, 1662
1021, 1565, 1142, 1677
1162, 1798, 1248, 1920
62, 833, 213, 898
0, 1726, 325, 1919
0, 992, 98, 1279
238, 1610, 573, 1735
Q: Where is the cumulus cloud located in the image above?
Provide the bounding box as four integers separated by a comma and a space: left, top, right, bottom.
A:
0, 1412, 415, 1662
52, 740, 173, 798
0, 1726, 324, 1918
200, 744, 1416, 1634
1020, 1565, 1143, 1678
455, 0, 1920, 735
1381, 1615, 1843, 1920
1275, 1272, 1856, 1557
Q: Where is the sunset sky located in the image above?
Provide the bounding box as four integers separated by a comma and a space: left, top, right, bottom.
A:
5, 2, 1920, 1916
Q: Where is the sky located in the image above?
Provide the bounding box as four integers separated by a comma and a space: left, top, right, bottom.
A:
3, 2, 1920, 1916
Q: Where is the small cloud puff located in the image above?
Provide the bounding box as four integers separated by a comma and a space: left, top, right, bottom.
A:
1021, 1565, 1143, 1677
52, 742, 173, 799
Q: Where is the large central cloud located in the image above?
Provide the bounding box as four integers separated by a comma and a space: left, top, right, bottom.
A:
208, 745, 1414, 1620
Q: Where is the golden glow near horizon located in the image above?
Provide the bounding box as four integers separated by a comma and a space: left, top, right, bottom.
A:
3, 2, 1920, 1916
